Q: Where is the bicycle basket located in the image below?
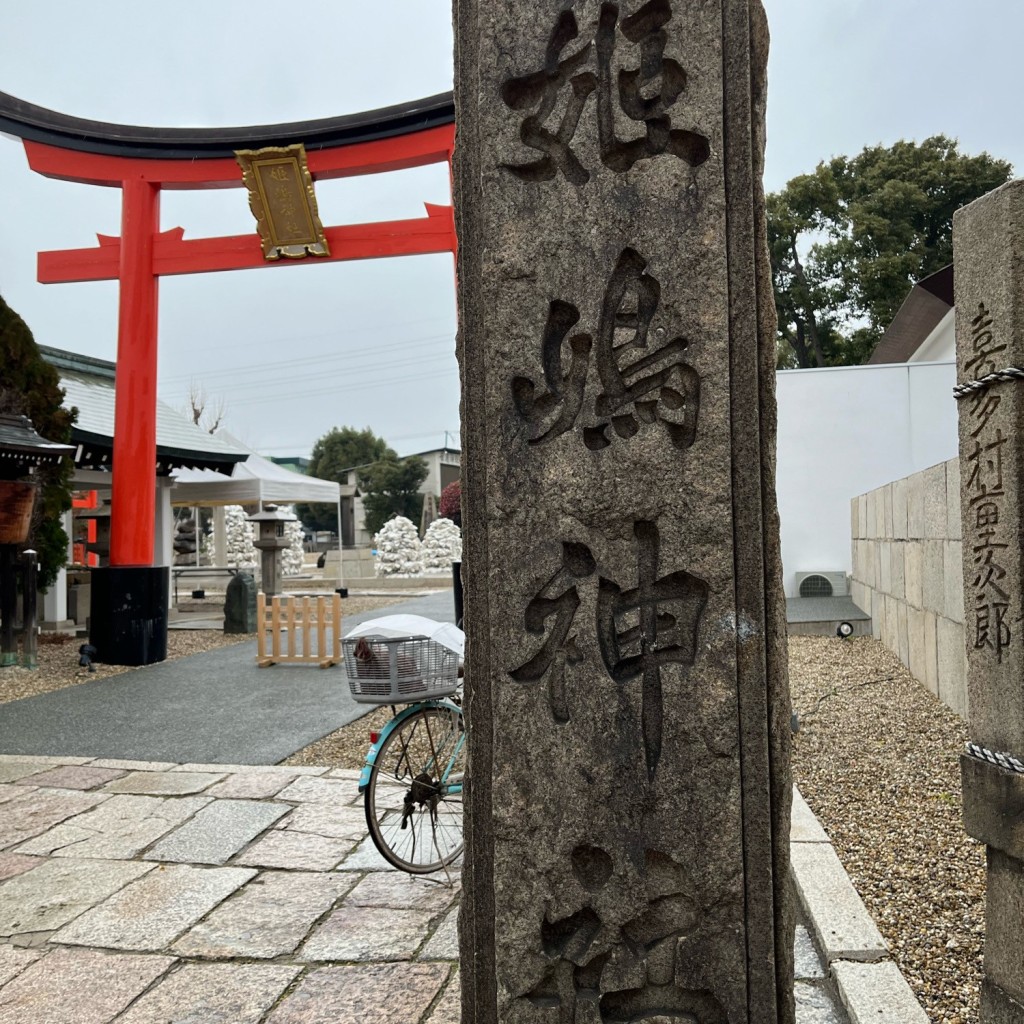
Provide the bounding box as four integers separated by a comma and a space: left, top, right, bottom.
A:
343, 634, 460, 704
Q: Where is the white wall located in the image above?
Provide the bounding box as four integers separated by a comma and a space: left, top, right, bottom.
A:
775, 361, 957, 598
908, 309, 955, 364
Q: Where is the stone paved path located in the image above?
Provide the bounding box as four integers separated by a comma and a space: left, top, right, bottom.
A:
0, 754, 841, 1023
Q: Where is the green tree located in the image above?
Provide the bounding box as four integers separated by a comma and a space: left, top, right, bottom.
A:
296, 426, 396, 531
360, 455, 429, 538
769, 136, 1012, 368
0, 295, 76, 590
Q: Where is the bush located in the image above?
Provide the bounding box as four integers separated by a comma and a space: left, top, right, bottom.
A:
439, 480, 461, 528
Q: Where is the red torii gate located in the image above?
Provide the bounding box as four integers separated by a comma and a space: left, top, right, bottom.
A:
0, 91, 456, 662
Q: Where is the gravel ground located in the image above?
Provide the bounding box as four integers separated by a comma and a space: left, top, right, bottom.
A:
0, 630, 246, 705
790, 634, 983, 1024
280, 704, 397, 769
0, 594, 403, 707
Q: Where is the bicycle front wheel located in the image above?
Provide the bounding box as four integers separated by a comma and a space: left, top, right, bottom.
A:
364, 705, 465, 874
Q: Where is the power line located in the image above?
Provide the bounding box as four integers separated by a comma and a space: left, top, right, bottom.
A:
226, 365, 459, 407
160, 330, 456, 387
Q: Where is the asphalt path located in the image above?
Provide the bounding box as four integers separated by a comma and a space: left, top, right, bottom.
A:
0, 591, 456, 765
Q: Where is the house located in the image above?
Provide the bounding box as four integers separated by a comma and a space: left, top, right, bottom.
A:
336, 445, 462, 548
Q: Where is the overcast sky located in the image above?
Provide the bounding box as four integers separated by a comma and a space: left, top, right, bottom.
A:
1, 1, 1021, 459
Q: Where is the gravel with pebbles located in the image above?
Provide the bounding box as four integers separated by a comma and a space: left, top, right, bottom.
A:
790, 634, 984, 1024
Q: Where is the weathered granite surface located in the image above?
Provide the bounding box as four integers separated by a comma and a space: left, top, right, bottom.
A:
454, 0, 792, 1020
954, 179, 1024, 1015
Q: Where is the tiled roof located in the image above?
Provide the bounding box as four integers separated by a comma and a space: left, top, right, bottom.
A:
38, 346, 246, 473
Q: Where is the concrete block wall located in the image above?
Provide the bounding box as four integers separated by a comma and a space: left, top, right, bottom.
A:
850, 458, 968, 719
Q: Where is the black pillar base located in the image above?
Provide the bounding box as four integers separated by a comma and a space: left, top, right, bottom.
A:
90, 566, 169, 666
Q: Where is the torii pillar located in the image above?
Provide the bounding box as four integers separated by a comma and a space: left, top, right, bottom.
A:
3, 91, 457, 664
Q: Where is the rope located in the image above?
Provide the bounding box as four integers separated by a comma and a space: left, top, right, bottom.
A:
953, 366, 1024, 400
965, 741, 1024, 774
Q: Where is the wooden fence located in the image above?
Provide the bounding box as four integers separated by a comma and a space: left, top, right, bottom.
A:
256, 593, 342, 668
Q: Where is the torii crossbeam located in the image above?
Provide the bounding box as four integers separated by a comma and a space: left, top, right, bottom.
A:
0, 90, 456, 663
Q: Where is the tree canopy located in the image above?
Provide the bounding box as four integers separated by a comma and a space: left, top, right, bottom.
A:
360, 455, 429, 538
0, 295, 77, 590
296, 426, 396, 531
768, 136, 1013, 368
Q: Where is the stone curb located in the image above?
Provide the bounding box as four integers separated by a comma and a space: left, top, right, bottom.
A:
791, 785, 929, 1024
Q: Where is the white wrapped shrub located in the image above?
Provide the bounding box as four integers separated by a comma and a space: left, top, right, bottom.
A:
374, 516, 424, 577
421, 517, 462, 573
223, 505, 258, 568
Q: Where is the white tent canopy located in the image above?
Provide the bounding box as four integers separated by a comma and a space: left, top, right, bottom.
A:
170, 452, 341, 507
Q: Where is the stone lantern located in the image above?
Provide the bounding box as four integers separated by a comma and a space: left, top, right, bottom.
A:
247, 505, 296, 597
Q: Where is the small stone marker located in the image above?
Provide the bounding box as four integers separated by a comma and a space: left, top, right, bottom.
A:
453, 0, 793, 1020
954, 179, 1024, 1020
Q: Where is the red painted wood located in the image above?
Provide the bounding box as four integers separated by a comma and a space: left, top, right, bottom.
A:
109, 178, 160, 567
38, 205, 456, 283
23, 124, 454, 188
26, 125, 458, 572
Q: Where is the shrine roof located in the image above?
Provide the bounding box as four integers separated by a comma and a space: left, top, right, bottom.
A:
39, 346, 247, 474
0, 90, 454, 159
0, 414, 75, 467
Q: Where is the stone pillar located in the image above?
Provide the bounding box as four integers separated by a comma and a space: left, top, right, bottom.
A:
454, 2, 793, 1021
954, 180, 1024, 1022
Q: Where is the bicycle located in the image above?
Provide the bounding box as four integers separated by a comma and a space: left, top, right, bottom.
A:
343, 631, 465, 875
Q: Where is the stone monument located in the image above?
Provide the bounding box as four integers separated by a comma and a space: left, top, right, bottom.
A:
954, 180, 1024, 1023
453, 1, 793, 1021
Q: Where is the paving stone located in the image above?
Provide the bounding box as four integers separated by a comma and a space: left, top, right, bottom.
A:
0, 764, 48, 784
0, 785, 34, 805
420, 907, 459, 960
53, 864, 255, 951
0, 755, 92, 766
794, 980, 842, 1023
425, 972, 461, 1023
234, 829, 352, 871
337, 836, 398, 872
279, 802, 369, 841
790, 787, 830, 844
205, 773, 298, 800
0, 853, 43, 883
790, 843, 887, 962
832, 959, 928, 1023
300, 905, 434, 961
0, 946, 173, 1024
116, 962, 300, 1024
348, 872, 458, 914
0, 789, 109, 851
277, 775, 363, 806
0, 945, 44, 987
277, 776, 361, 804
793, 924, 824, 980
324, 768, 364, 781
14, 765, 126, 791
266, 963, 450, 1024
172, 870, 354, 959
0, 858, 154, 937
15, 795, 210, 859
145, 800, 289, 864
88, 758, 178, 771
175, 762, 327, 776
102, 770, 224, 795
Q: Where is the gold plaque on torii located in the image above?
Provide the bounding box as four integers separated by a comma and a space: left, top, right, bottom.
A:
235, 144, 330, 260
